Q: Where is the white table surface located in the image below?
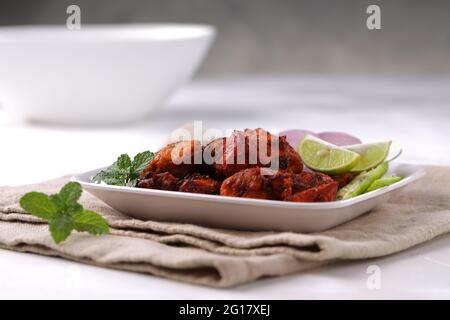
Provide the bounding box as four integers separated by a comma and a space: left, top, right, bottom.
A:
1, 76, 450, 299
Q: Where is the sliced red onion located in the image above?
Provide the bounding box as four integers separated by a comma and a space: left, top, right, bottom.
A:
278, 129, 317, 149
279, 129, 362, 148
318, 132, 362, 146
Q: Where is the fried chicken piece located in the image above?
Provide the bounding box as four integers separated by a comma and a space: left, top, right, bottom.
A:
206, 128, 303, 179
137, 171, 220, 195
286, 182, 338, 202
220, 168, 338, 202
271, 170, 337, 202
202, 137, 226, 177
291, 171, 336, 192
331, 172, 355, 188
286, 172, 338, 202
220, 168, 272, 199
268, 170, 293, 200
137, 172, 179, 191
141, 140, 202, 179
178, 173, 221, 195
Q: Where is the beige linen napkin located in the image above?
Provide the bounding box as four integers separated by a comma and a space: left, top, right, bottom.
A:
1, 166, 450, 287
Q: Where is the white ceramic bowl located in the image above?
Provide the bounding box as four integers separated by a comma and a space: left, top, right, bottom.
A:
0, 24, 215, 124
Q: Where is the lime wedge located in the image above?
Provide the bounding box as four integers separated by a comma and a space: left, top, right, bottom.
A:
345, 141, 391, 173
298, 135, 360, 174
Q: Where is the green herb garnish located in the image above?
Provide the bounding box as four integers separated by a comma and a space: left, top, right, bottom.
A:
92, 151, 154, 186
20, 182, 109, 244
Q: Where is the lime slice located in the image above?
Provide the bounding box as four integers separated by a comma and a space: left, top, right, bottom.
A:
298, 135, 360, 174
345, 141, 391, 173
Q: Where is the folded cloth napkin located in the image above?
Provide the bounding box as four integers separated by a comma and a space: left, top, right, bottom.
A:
1, 165, 450, 288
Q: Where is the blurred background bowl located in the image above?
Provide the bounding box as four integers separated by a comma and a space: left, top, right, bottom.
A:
0, 24, 215, 124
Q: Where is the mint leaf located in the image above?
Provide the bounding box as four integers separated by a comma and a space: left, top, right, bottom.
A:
92, 169, 122, 185
92, 168, 128, 186
49, 194, 64, 211
92, 151, 154, 186
49, 215, 74, 244
19, 181, 109, 244
58, 181, 82, 205
116, 154, 132, 170
132, 151, 154, 174
73, 210, 109, 235
19, 192, 57, 220
51, 193, 83, 212
65, 203, 83, 215
126, 179, 139, 187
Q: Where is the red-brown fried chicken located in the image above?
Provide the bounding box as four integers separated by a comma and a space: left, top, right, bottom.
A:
138, 128, 309, 198
205, 128, 303, 179
219, 168, 273, 199
331, 172, 355, 188
269, 170, 294, 200
178, 173, 221, 195
137, 172, 179, 191
141, 140, 202, 179
220, 168, 338, 202
137, 171, 220, 195
286, 171, 338, 202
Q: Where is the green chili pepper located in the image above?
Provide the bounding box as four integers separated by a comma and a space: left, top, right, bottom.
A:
336, 162, 389, 200
366, 176, 403, 193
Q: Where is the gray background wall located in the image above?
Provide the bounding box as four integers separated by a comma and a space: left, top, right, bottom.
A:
1, 0, 449, 75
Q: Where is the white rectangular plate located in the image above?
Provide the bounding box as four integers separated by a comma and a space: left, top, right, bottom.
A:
71, 162, 424, 233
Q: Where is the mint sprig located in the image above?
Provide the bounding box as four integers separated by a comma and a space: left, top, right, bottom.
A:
20, 182, 109, 244
92, 151, 154, 186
